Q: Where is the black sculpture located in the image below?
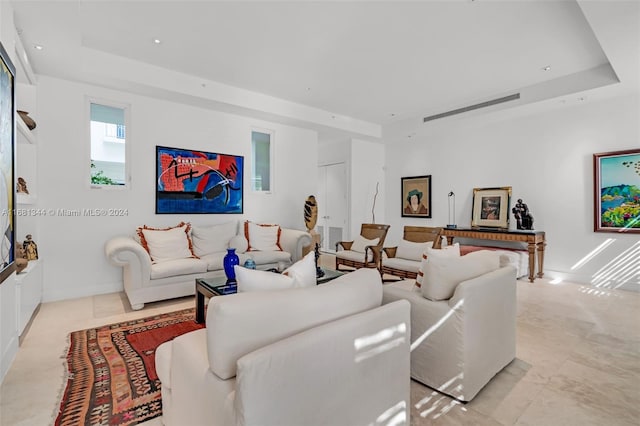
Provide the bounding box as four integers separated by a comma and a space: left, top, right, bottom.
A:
512, 199, 534, 230
315, 243, 325, 278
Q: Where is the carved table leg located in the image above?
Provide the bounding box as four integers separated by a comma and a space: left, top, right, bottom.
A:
527, 242, 536, 283
536, 241, 546, 278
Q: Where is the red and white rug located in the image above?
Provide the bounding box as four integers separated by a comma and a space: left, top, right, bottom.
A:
55, 308, 204, 426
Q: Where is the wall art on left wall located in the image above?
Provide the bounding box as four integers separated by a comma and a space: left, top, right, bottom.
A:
156, 146, 244, 214
0, 41, 16, 284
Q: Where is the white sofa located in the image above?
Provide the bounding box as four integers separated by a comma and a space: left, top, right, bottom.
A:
105, 222, 312, 310
155, 268, 411, 426
382, 263, 517, 402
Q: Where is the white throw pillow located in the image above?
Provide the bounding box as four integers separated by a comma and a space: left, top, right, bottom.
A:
350, 235, 380, 253
191, 221, 237, 257
415, 243, 460, 288
421, 250, 500, 301
139, 223, 194, 263
235, 267, 295, 292
235, 252, 317, 292
282, 252, 316, 288
244, 221, 282, 251
396, 239, 434, 261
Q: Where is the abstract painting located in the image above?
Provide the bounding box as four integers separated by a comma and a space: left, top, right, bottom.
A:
156, 146, 243, 214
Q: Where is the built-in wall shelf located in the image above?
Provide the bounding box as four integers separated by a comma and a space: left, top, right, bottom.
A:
16, 118, 35, 144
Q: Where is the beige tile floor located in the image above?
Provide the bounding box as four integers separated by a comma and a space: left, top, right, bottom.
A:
1, 259, 638, 425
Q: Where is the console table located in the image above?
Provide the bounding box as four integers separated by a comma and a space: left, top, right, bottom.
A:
441, 227, 546, 283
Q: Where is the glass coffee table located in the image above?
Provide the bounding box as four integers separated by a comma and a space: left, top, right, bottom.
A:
195, 268, 345, 323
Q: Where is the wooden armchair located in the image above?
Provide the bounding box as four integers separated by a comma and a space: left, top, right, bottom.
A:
380, 226, 442, 280
335, 224, 390, 271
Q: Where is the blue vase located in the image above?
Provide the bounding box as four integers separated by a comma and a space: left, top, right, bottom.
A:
244, 258, 256, 270
223, 248, 240, 282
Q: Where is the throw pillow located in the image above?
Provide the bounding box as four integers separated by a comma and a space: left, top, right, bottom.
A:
396, 239, 434, 261
421, 250, 500, 301
282, 252, 316, 288
244, 221, 282, 251
350, 235, 380, 253
235, 267, 295, 292
137, 222, 195, 263
415, 243, 460, 288
235, 252, 316, 292
191, 221, 237, 257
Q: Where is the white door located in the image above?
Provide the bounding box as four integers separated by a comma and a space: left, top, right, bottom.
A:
317, 163, 348, 252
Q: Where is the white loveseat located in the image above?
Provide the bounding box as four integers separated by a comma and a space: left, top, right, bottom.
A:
105, 221, 312, 310
155, 268, 411, 426
382, 251, 517, 402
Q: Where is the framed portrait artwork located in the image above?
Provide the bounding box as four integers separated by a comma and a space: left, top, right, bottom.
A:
471, 187, 512, 229
0, 41, 16, 285
156, 146, 244, 214
401, 175, 431, 218
593, 149, 640, 233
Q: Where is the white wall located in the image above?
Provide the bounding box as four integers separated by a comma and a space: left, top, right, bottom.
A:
384, 93, 640, 291
350, 139, 386, 238
35, 76, 318, 302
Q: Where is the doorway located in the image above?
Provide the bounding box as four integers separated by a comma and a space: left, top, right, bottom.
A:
317, 163, 348, 253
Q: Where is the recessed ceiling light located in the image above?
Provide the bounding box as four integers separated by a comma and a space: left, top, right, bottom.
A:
542, 65, 551, 71
153, 39, 161, 44
34, 44, 43, 50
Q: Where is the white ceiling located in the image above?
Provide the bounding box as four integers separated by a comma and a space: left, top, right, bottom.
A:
9, 0, 640, 140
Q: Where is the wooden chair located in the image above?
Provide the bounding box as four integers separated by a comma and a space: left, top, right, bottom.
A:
335, 224, 390, 271
380, 226, 442, 281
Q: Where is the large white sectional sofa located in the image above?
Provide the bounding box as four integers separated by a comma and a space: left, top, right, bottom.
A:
155, 268, 411, 426
105, 220, 312, 310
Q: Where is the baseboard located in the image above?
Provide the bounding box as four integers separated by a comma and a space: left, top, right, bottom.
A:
0, 335, 18, 386
42, 281, 124, 303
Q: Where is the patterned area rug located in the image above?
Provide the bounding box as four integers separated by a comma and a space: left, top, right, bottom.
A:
55, 308, 204, 426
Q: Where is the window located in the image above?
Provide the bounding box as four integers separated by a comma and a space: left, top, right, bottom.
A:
89, 100, 129, 187
251, 130, 273, 192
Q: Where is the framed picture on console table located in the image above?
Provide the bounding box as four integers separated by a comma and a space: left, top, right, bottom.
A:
593, 149, 640, 234
401, 175, 432, 218
471, 186, 512, 229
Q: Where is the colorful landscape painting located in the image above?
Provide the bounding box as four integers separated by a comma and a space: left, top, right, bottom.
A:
156, 146, 243, 214
595, 150, 640, 232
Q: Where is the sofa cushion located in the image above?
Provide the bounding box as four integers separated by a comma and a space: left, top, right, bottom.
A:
138, 222, 195, 263
396, 239, 434, 261
207, 268, 383, 380
244, 221, 282, 251
421, 250, 500, 301
198, 252, 226, 271
351, 235, 379, 253
150, 258, 208, 279
336, 249, 374, 263
246, 250, 291, 265
229, 235, 249, 253
382, 257, 421, 274
191, 222, 237, 257
415, 243, 460, 288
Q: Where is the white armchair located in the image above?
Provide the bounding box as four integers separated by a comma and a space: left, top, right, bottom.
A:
382, 264, 517, 402
156, 268, 412, 426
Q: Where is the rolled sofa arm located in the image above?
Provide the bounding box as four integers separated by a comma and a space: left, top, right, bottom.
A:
279, 228, 312, 263
105, 236, 152, 306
